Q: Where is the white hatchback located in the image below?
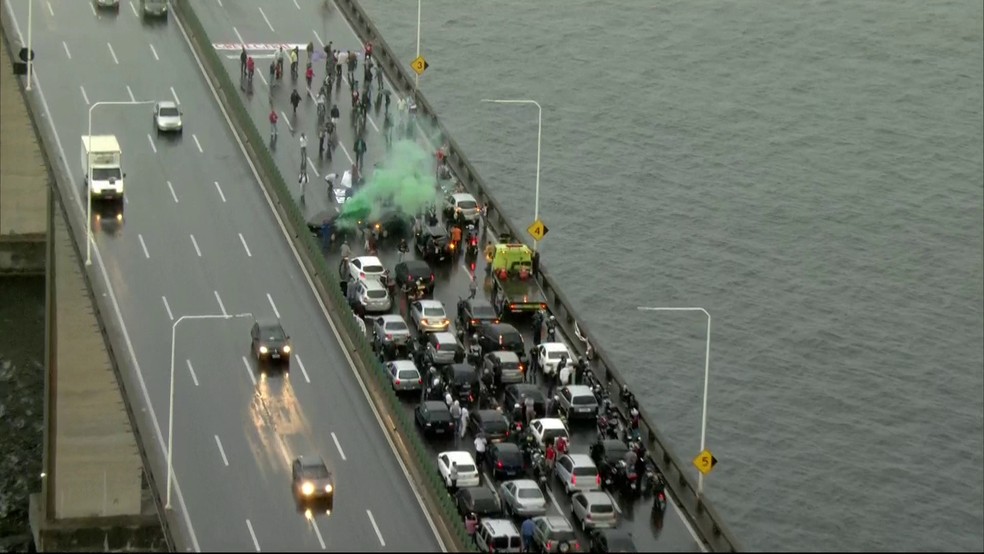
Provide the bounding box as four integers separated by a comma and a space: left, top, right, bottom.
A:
537, 342, 573, 376
347, 256, 386, 283
437, 451, 481, 489
529, 418, 569, 450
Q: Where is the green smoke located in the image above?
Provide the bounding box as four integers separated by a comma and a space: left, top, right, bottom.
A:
335, 138, 438, 230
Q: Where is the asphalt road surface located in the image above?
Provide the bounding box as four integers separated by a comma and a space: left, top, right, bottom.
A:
4, 1, 444, 551
189, 0, 705, 550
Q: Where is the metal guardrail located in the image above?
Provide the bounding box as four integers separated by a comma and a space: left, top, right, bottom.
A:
333, 0, 741, 550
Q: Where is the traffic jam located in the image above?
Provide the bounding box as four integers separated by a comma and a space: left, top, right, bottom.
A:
320, 157, 670, 553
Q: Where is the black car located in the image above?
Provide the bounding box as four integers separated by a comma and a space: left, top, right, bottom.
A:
456, 298, 499, 333
468, 409, 511, 443
590, 439, 630, 488
394, 260, 435, 296
441, 363, 479, 405
476, 322, 526, 363
485, 442, 525, 480
415, 225, 453, 262
503, 384, 547, 418
414, 401, 455, 437
588, 529, 637, 553
291, 456, 334, 509
250, 318, 292, 367
455, 486, 503, 518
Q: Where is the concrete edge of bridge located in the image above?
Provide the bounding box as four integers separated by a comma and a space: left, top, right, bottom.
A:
0, 10, 173, 553
169, 1, 469, 551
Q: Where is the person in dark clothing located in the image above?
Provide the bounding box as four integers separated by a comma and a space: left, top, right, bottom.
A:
240, 46, 247, 76
527, 347, 539, 384
354, 137, 367, 171
531, 310, 544, 346
290, 89, 302, 114
574, 356, 586, 385
532, 249, 540, 275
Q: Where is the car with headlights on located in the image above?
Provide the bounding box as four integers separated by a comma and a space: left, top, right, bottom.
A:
485, 442, 525, 481
153, 101, 182, 134
455, 486, 503, 518
415, 401, 454, 438
291, 456, 334, 507
410, 299, 450, 333
498, 479, 547, 517
415, 225, 454, 262
571, 490, 618, 530
386, 360, 422, 394
437, 451, 481, 489
468, 409, 511, 443
95, 0, 121, 13
250, 318, 291, 366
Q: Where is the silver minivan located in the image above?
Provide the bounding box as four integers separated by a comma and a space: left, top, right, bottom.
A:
351, 278, 392, 313
475, 518, 523, 553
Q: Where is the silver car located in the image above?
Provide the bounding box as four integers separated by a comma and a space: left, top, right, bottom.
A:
554, 454, 600, 495
425, 332, 462, 365
498, 479, 547, 517
410, 299, 450, 333
570, 491, 618, 530
445, 192, 481, 222
557, 385, 599, 420
350, 278, 392, 313
153, 101, 183, 134
372, 314, 411, 351
386, 360, 422, 393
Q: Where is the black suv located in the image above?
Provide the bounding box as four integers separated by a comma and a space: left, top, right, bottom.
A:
456, 297, 498, 333
441, 363, 479, 404
503, 384, 546, 418
476, 322, 526, 363
415, 225, 453, 262
394, 259, 435, 296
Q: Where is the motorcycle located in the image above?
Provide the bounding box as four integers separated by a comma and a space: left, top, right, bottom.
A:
617, 460, 640, 496
651, 490, 667, 529
641, 465, 657, 497
597, 414, 620, 441
464, 225, 479, 257
531, 452, 550, 491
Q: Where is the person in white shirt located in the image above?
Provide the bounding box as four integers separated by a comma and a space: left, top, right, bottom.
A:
559, 362, 572, 387
474, 434, 487, 466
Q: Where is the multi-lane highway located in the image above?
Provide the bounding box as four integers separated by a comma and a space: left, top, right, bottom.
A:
4, 1, 444, 551
188, 0, 706, 551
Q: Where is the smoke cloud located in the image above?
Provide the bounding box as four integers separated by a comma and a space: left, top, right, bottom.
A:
335, 138, 438, 230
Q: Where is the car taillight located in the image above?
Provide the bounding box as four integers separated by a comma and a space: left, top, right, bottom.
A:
430, 274, 435, 282
505, 430, 510, 437
571, 475, 576, 485
575, 542, 581, 551
436, 344, 441, 350
497, 461, 503, 469
360, 272, 365, 279
471, 319, 478, 324
395, 379, 401, 386
386, 334, 392, 340
407, 275, 413, 282
546, 541, 553, 551
586, 513, 592, 520
418, 379, 423, 385
596, 474, 602, 486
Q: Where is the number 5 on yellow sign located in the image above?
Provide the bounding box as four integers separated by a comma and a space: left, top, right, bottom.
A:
692, 449, 718, 475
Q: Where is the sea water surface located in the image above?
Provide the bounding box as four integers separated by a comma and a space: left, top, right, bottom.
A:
356, 0, 984, 550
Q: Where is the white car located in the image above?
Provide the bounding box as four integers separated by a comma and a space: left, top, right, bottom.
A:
554, 454, 600, 495
537, 343, 573, 376
437, 451, 480, 489
529, 418, 569, 450
153, 101, 183, 134
444, 192, 481, 222
410, 299, 450, 333
347, 256, 385, 283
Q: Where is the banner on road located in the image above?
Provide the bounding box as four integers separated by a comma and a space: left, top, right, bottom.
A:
213, 42, 307, 51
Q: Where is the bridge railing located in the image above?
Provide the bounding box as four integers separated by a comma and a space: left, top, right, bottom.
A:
333, 0, 741, 550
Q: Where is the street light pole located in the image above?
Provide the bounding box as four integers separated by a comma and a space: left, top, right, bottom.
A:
480, 99, 542, 250
414, 0, 421, 90
85, 100, 155, 266
165, 313, 253, 510
636, 306, 712, 496
25, 0, 32, 91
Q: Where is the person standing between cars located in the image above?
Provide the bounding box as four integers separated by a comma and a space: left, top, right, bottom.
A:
545, 442, 556, 470
474, 433, 487, 466
531, 310, 544, 346
451, 225, 463, 252
524, 396, 535, 427
459, 405, 469, 440
468, 274, 478, 300
465, 512, 478, 538
448, 462, 459, 495
321, 219, 332, 250
559, 355, 571, 387
450, 400, 462, 437
376, 64, 384, 92
527, 347, 539, 384
354, 136, 367, 171
520, 517, 536, 553
363, 40, 374, 63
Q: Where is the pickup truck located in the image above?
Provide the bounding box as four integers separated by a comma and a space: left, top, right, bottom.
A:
488, 242, 547, 319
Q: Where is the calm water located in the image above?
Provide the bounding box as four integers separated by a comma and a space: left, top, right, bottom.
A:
358, 0, 984, 550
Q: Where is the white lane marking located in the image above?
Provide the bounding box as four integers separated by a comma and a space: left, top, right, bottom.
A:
80, 86, 89, 105
0, 2, 204, 540
266, 293, 280, 318
245, 519, 260, 552
295, 354, 311, 384
216, 0, 223, 7
312, 30, 324, 47
161, 296, 174, 321
242, 356, 257, 386
61, 41, 71, 59
257, 7, 275, 32
126, 85, 136, 102
338, 142, 354, 165
233, 26, 245, 47
128, 1, 138, 17
193, 134, 203, 153
256, 67, 268, 86
89, 2, 96, 15
46, 2, 54, 17
331, 432, 347, 461
239, 233, 252, 257
166, 8, 442, 550
366, 510, 385, 546
214, 435, 229, 466
170, 86, 180, 105
186, 359, 200, 387
310, 519, 326, 550
190, 234, 202, 257
138, 234, 150, 258
281, 112, 293, 131
214, 180, 227, 203
214, 290, 228, 316
150, 43, 159, 61
107, 42, 119, 65
147, 134, 157, 153
292, 0, 300, 9
368, 115, 380, 133
306, 156, 320, 177
166, 180, 178, 203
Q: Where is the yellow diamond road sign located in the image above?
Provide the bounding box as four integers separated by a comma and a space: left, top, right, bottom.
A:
693, 449, 718, 475
410, 55, 429, 76
527, 219, 549, 241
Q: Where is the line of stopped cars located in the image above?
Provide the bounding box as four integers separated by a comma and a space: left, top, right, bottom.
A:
330, 237, 660, 552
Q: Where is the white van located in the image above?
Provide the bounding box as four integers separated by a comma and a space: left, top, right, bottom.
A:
81, 135, 125, 201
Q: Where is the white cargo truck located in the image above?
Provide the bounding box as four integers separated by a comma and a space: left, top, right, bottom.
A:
81, 135, 125, 201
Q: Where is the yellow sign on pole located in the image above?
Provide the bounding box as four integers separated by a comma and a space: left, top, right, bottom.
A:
692, 449, 718, 475
410, 55, 429, 76
527, 219, 549, 241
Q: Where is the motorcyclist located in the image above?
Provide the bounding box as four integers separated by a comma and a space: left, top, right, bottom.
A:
545, 315, 558, 342
450, 225, 463, 252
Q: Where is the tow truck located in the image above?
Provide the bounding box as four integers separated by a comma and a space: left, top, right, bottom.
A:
489, 241, 547, 319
